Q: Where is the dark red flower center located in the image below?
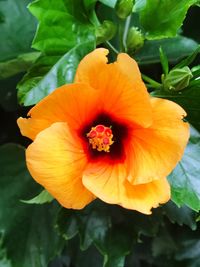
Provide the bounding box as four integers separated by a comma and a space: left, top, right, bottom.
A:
80, 112, 130, 163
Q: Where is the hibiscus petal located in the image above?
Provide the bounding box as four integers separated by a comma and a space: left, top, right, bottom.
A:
17, 83, 99, 140
75, 49, 142, 86
75, 48, 109, 85
75, 48, 153, 128
26, 122, 95, 209
127, 97, 190, 185
83, 162, 170, 214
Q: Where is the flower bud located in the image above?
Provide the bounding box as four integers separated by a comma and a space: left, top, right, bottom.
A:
163, 66, 193, 91
95, 20, 117, 45
126, 27, 144, 54
115, 0, 134, 19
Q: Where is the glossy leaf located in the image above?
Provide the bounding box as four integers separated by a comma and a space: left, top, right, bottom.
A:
17, 54, 60, 104
80, 206, 132, 267
99, 0, 117, 8
18, 41, 95, 105
55, 201, 111, 251
79, 206, 111, 251
0, 144, 62, 267
29, 0, 95, 54
55, 202, 133, 267
17, 0, 96, 105
174, 45, 200, 69
0, 52, 40, 80
168, 126, 200, 211
135, 36, 198, 65
133, 0, 146, 12
162, 201, 197, 230
0, 0, 37, 61
139, 0, 198, 39
152, 83, 200, 131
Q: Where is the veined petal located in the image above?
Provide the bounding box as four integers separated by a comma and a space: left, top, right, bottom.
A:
83, 162, 170, 214
75, 48, 109, 85
75, 49, 142, 86
26, 122, 95, 209
127, 97, 190, 185
75, 48, 152, 128
123, 177, 170, 214
17, 83, 99, 140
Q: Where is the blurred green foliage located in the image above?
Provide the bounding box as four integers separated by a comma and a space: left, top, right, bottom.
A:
0, 0, 200, 266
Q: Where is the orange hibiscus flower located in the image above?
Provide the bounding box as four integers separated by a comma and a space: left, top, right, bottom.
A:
17, 49, 189, 214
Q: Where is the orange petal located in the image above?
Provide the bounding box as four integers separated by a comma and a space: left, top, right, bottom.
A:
17, 83, 99, 140
75, 48, 152, 128
127, 97, 190, 185
75, 49, 142, 86
26, 122, 95, 209
75, 48, 109, 85
83, 162, 170, 214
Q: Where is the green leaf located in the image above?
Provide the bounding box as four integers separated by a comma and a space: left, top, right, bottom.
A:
95, 20, 117, 45
99, 0, 143, 10
151, 83, 200, 131
79, 206, 111, 251
29, 0, 95, 54
81, 205, 132, 267
152, 228, 177, 258
133, 0, 146, 12
176, 239, 200, 261
17, 54, 60, 104
18, 41, 95, 105
0, 234, 12, 267
21, 189, 54, 204
135, 36, 199, 65
162, 201, 197, 230
0, 52, 40, 80
73, 245, 103, 267
55, 209, 79, 241
84, 0, 97, 11
18, 0, 95, 105
0, 144, 62, 267
97, 228, 133, 267
55, 202, 132, 267
167, 126, 200, 211
139, 0, 198, 39
159, 47, 169, 75
55, 201, 111, 250
174, 45, 200, 69
0, 75, 19, 112
99, 0, 117, 8
17, 0, 96, 105
0, 0, 37, 61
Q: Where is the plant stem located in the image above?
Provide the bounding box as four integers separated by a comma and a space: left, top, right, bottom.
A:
123, 15, 132, 52
105, 41, 119, 54
142, 74, 162, 89
119, 21, 125, 52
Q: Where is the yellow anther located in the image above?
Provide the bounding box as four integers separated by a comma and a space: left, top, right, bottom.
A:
87, 124, 114, 152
